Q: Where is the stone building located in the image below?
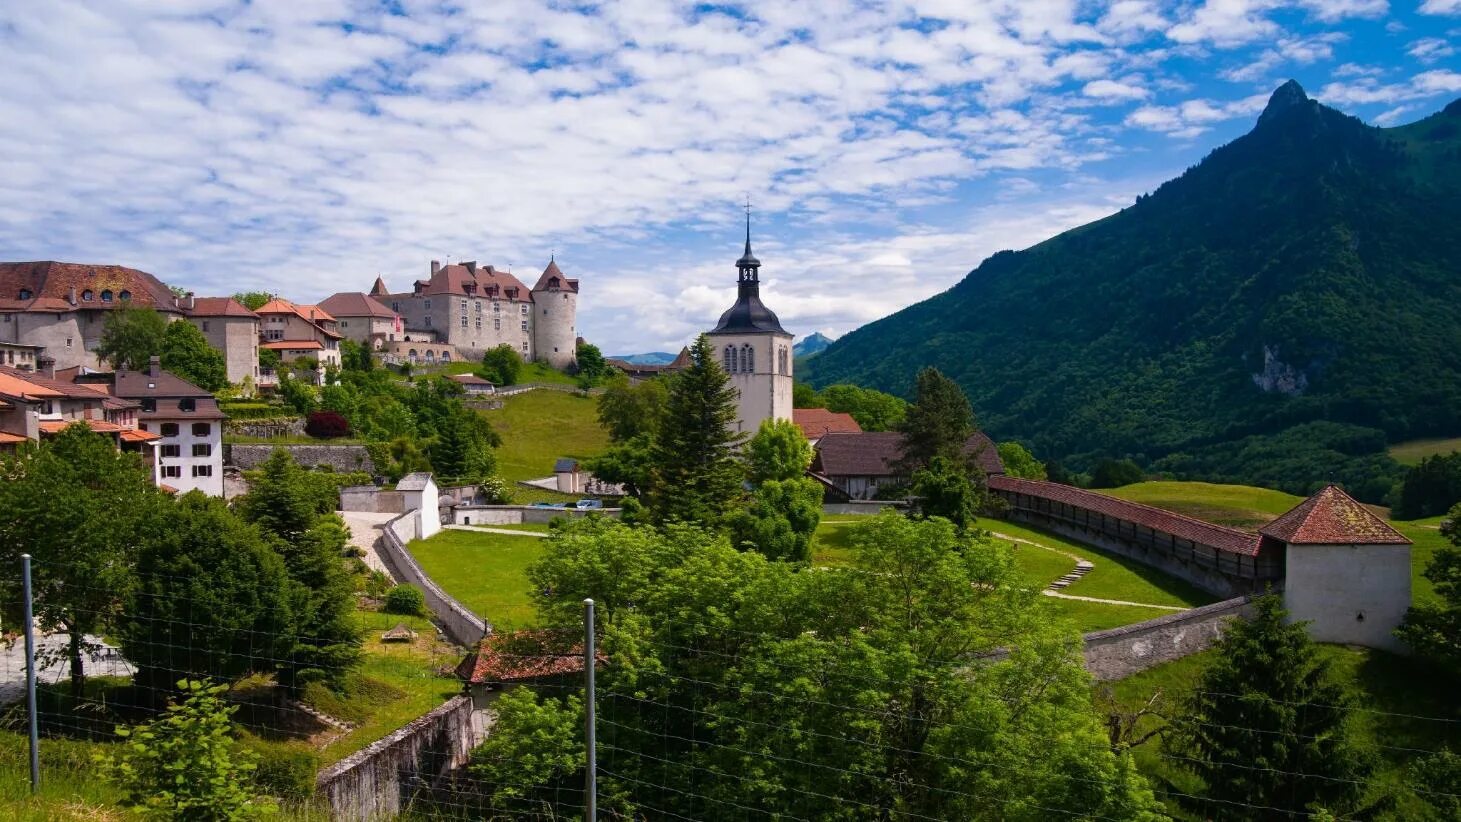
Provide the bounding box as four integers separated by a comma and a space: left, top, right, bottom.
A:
0, 261, 184, 371
184, 297, 260, 385
371, 259, 578, 369
0, 341, 43, 372
319, 289, 402, 350
706, 218, 794, 436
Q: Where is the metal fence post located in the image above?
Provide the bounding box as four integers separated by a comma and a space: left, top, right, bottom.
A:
22, 554, 39, 794
584, 598, 596, 820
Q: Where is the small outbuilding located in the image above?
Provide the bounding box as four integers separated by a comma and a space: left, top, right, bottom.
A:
554, 458, 582, 494
456, 630, 606, 706
447, 373, 496, 395
397, 472, 442, 539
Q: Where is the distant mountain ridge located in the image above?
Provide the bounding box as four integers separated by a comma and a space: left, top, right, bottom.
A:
794, 332, 835, 358
806, 82, 1461, 499
609, 351, 678, 365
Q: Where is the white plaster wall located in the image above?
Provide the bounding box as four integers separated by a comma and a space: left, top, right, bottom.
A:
148, 416, 224, 496
1284, 543, 1411, 651
711, 331, 794, 436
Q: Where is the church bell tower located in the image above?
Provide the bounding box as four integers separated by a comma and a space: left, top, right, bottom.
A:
707, 206, 795, 435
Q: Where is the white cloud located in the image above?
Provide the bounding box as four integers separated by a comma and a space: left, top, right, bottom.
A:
1318, 69, 1461, 107
1407, 37, 1456, 63
1125, 92, 1269, 137
1083, 79, 1151, 100
1419, 0, 1461, 15
1220, 32, 1345, 82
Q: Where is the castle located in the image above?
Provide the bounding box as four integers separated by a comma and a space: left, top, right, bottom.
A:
707, 216, 794, 435
370, 259, 580, 369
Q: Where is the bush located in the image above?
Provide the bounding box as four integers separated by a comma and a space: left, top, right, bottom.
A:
384, 584, 426, 616
480, 475, 513, 504
305, 410, 351, 439
364, 569, 392, 598
242, 739, 319, 802
217, 401, 292, 420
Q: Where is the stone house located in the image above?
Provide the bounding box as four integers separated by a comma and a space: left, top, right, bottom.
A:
0, 341, 43, 372
812, 431, 1006, 500
184, 297, 260, 385
318, 290, 402, 351
113, 356, 225, 496
372, 259, 579, 369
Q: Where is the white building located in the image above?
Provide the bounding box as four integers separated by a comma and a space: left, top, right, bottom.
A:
397, 472, 441, 539
114, 356, 225, 496
706, 217, 794, 436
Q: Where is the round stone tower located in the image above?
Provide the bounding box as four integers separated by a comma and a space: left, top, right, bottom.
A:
530, 259, 579, 369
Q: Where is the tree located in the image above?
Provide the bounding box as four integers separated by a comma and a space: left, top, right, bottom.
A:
792, 380, 820, 408
1166, 595, 1370, 818
910, 455, 980, 532
997, 441, 1047, 480
896, 367, 974, 473
97, 302, 168, 370
1395, 453, 1461, 520
1397, 502, 1461, 675
0, 426, 161, 696
159, 319, 228, 391
596, 374, 668, 442
1090, 458, 1144, 488
726, 477, 823, 563
116, 493, 294, 690
744, 418, 812, 484
258, 346, 281, 375
232, 291, 272, 312
100, 680, 274, 820
277, 374, 317, 415
647, 334, 745, 525
469, 688, 585, 815
339, 338, 374, 372
575, 340, 608, 379
583, 433, 656, 498
480, 343, 523, 386
819, 383, 909, 431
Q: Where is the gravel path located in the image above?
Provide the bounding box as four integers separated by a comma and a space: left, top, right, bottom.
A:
340, 511, 398, 576
991, 530, 1188, 611
0, 631, 134, 704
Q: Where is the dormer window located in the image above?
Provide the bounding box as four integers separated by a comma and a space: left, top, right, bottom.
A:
179, 398, 196, 412
18, 289, 31, 300
81, 289, 94, 301
117, 290, 129, 301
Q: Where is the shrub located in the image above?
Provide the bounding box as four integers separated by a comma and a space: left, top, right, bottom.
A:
480, 475, 513, 504
364, 569, 392, 598
242, 739, 319, 802
305, 410, 351, 439
384, 584, 426, 616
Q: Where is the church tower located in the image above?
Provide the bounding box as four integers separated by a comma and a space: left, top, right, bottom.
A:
707, 209, 794, 435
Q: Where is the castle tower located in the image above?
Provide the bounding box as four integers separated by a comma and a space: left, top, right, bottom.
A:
531, 259, 579, 369
707, 210, 794, 435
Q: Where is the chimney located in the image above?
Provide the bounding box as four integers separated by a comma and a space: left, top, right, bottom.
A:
430, 260, 441, 275
185, 291, 195, 311
464, 261, 477, 274
148, 355, 161, 378
67, 286, 77, 305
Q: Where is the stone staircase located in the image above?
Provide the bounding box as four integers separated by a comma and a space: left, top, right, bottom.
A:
1047, 560, 1094, 592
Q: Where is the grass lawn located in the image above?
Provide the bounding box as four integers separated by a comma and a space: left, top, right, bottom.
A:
480, 389, 609, 483
0, 733, 132, 821
408, 529, 544, 630
1109, 645, 1460, 819
1388, 435, 1461, 466
1104, 481, 1303, 531
1393, 516, 1449, 605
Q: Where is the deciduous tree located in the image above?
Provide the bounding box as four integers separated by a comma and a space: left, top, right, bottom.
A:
480, 343, 523, 386
160, 319, 228, 391
911, 455, 981, 532
997, 441, 1047, 480
575, 340, 608, 379
596, 374, 668, 443
726, 477, 823, 563
97, 302, 168, 370
1397, 502, 1461, 676
819, 383, 908, 431
744, 418, 812, 484
232, 291, 272, 311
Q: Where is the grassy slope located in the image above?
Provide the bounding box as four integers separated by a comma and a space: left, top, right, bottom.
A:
408, 529, 545, 630
1109, 645, 1460, 819
479, 390, 609, 483
1388, 436, 1461, 466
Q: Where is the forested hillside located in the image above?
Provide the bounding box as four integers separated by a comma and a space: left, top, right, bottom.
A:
807, 82, 1461, 500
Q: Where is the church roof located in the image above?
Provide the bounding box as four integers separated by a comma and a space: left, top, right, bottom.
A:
709, 293, 787, 335
1259, 485, 1411, 545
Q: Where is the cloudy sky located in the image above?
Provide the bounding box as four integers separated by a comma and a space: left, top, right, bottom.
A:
2, 2, 1458, 354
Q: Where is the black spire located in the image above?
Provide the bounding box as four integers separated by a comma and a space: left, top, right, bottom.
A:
710, 201, 786, 336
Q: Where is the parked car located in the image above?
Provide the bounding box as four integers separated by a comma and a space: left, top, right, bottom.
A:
531, 501, 566, 509
574, 499, 603, 510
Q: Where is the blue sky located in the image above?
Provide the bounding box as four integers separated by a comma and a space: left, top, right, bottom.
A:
1, 1, 1458, 354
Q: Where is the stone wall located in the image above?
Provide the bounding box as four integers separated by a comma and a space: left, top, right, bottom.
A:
340, 485, 406, 514
378, 511, 489, 646
228, 443, 375, 474
225, 418, 306, 439
822, 501, 908, 516
1080, 596, 1254, 681
315, 694, 480, 821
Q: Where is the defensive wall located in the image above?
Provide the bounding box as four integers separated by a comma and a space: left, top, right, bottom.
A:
377, 510, 489, 646
1080, 596, 1253, 680
228, 443, 376, 474
987, 476, 1281, 598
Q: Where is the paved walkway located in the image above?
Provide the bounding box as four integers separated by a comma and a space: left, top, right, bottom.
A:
340, 511, 398, 575
444, 524, 547, 537
0, 631, 134, 704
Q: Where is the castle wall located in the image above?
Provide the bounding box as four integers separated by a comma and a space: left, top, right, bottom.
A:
1285, 543, 1411, 652
13, 311, 98, 370
384, 293, 535, 361
532, 288, 577, 368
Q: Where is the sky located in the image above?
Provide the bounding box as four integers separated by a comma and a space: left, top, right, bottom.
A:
1, 2, 1458, 355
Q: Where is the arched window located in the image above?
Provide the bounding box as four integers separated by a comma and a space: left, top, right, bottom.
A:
81, 289, 94, 302
408, 349, 418, 362
778, 347, 789, 375
425, 351, 436, 363
724, 345, 736, 373
441, 351, 451, 362
117, 290, 130, 301
741, 344, 754, 374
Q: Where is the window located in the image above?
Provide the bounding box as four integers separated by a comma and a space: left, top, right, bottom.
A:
391, 301, 400, 312
461, 316, 467, 328
494, 318, 501, 330
543, 308, 548, 315
778, 347, 789, 375
493, 302, 500, 313
424, 299, 432, 310
475, 317, 482, 329
139, 423, 148, 431
65, 337, 73, 348
141, 399, 156, 412
161, 465, 182, 479
192, 422, 211, 437
441, 351, 451, 362
161, 444, 181, 458
425, 351, 436, 363
102, 289, 114, 302
742, 344, 754, 373
161, 423, 179, 437
179, 398, 196, 412
521, 342, 528, 353
2, 314, 9, 322
81, 289, 93, 301
193, 443, 212, 457
192, 465, 213, 478
521, 320, 528, 332
201, 320, 210, 332
18, 289, 32, 300
39, 400, 53, 415
475, 300, 482, 312
266, 329, 283, 340
724, 345, 736, 373
521, 304, 528, 315
425, 315, 432, 327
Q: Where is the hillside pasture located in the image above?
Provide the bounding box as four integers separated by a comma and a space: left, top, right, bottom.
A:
478, 388, 609, 483
1103, 481, 1302, 530
1388, 435, 1461, 466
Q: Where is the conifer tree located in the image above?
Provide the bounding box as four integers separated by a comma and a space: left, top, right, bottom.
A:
896, 367, 974, 473
648, 334, 744, 525
1166, 595, 1370, 817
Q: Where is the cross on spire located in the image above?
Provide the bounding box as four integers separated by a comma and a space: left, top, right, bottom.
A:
736, 197, 761, 281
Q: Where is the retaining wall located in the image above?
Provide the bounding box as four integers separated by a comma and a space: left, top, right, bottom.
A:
1080, 596, 1254, 681
315, 694, 480, 821
823, 501, 907, 516
377, 512, 489, 646
451, 505, 623, 525
228, 444, 376, 474
225, 418, 306, 438
341, 486, 406, 514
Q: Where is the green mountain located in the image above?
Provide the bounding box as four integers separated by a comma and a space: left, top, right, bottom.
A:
806, 82, 1461, 500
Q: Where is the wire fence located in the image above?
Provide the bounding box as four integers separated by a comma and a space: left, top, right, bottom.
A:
2, 555, 1459, 821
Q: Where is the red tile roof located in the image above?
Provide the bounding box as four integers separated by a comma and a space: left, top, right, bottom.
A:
1259, 485, 1411, 545
120, 428, 161, 443
988, 475, 1264, 556
0, 261, 182, 314
813, 431, 1005, 477
402, 263, 536, 300
793, 408, 863, 439
0, 432, 27, 444
447, 373, 494, 386
455, 630, 604, 685
39, 419, 125, 434
0, 370, 65, 400
261, 340, 326, 351
531, 260, 580, 293
189, 297, 259, 318
319, 291, 397, 319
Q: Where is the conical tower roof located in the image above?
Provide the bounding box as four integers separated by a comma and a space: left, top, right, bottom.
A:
1260, 485, 1410, 545
369, 276, 389, 296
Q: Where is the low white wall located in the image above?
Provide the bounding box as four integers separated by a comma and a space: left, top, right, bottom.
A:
377, 512, 488, 646
1285, 544, 1411, 652
453, 506, 523, 525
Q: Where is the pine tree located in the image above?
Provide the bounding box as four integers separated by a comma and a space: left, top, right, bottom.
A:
896, 367, 973, 473
1166, 595, 1370, 818
648, 334, 745, 526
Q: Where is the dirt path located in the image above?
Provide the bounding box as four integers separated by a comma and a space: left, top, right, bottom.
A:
991, 530, 1188, 611
445, 524, 548, 538
340, 511, 398, 575
1040, 590, 1188, 610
